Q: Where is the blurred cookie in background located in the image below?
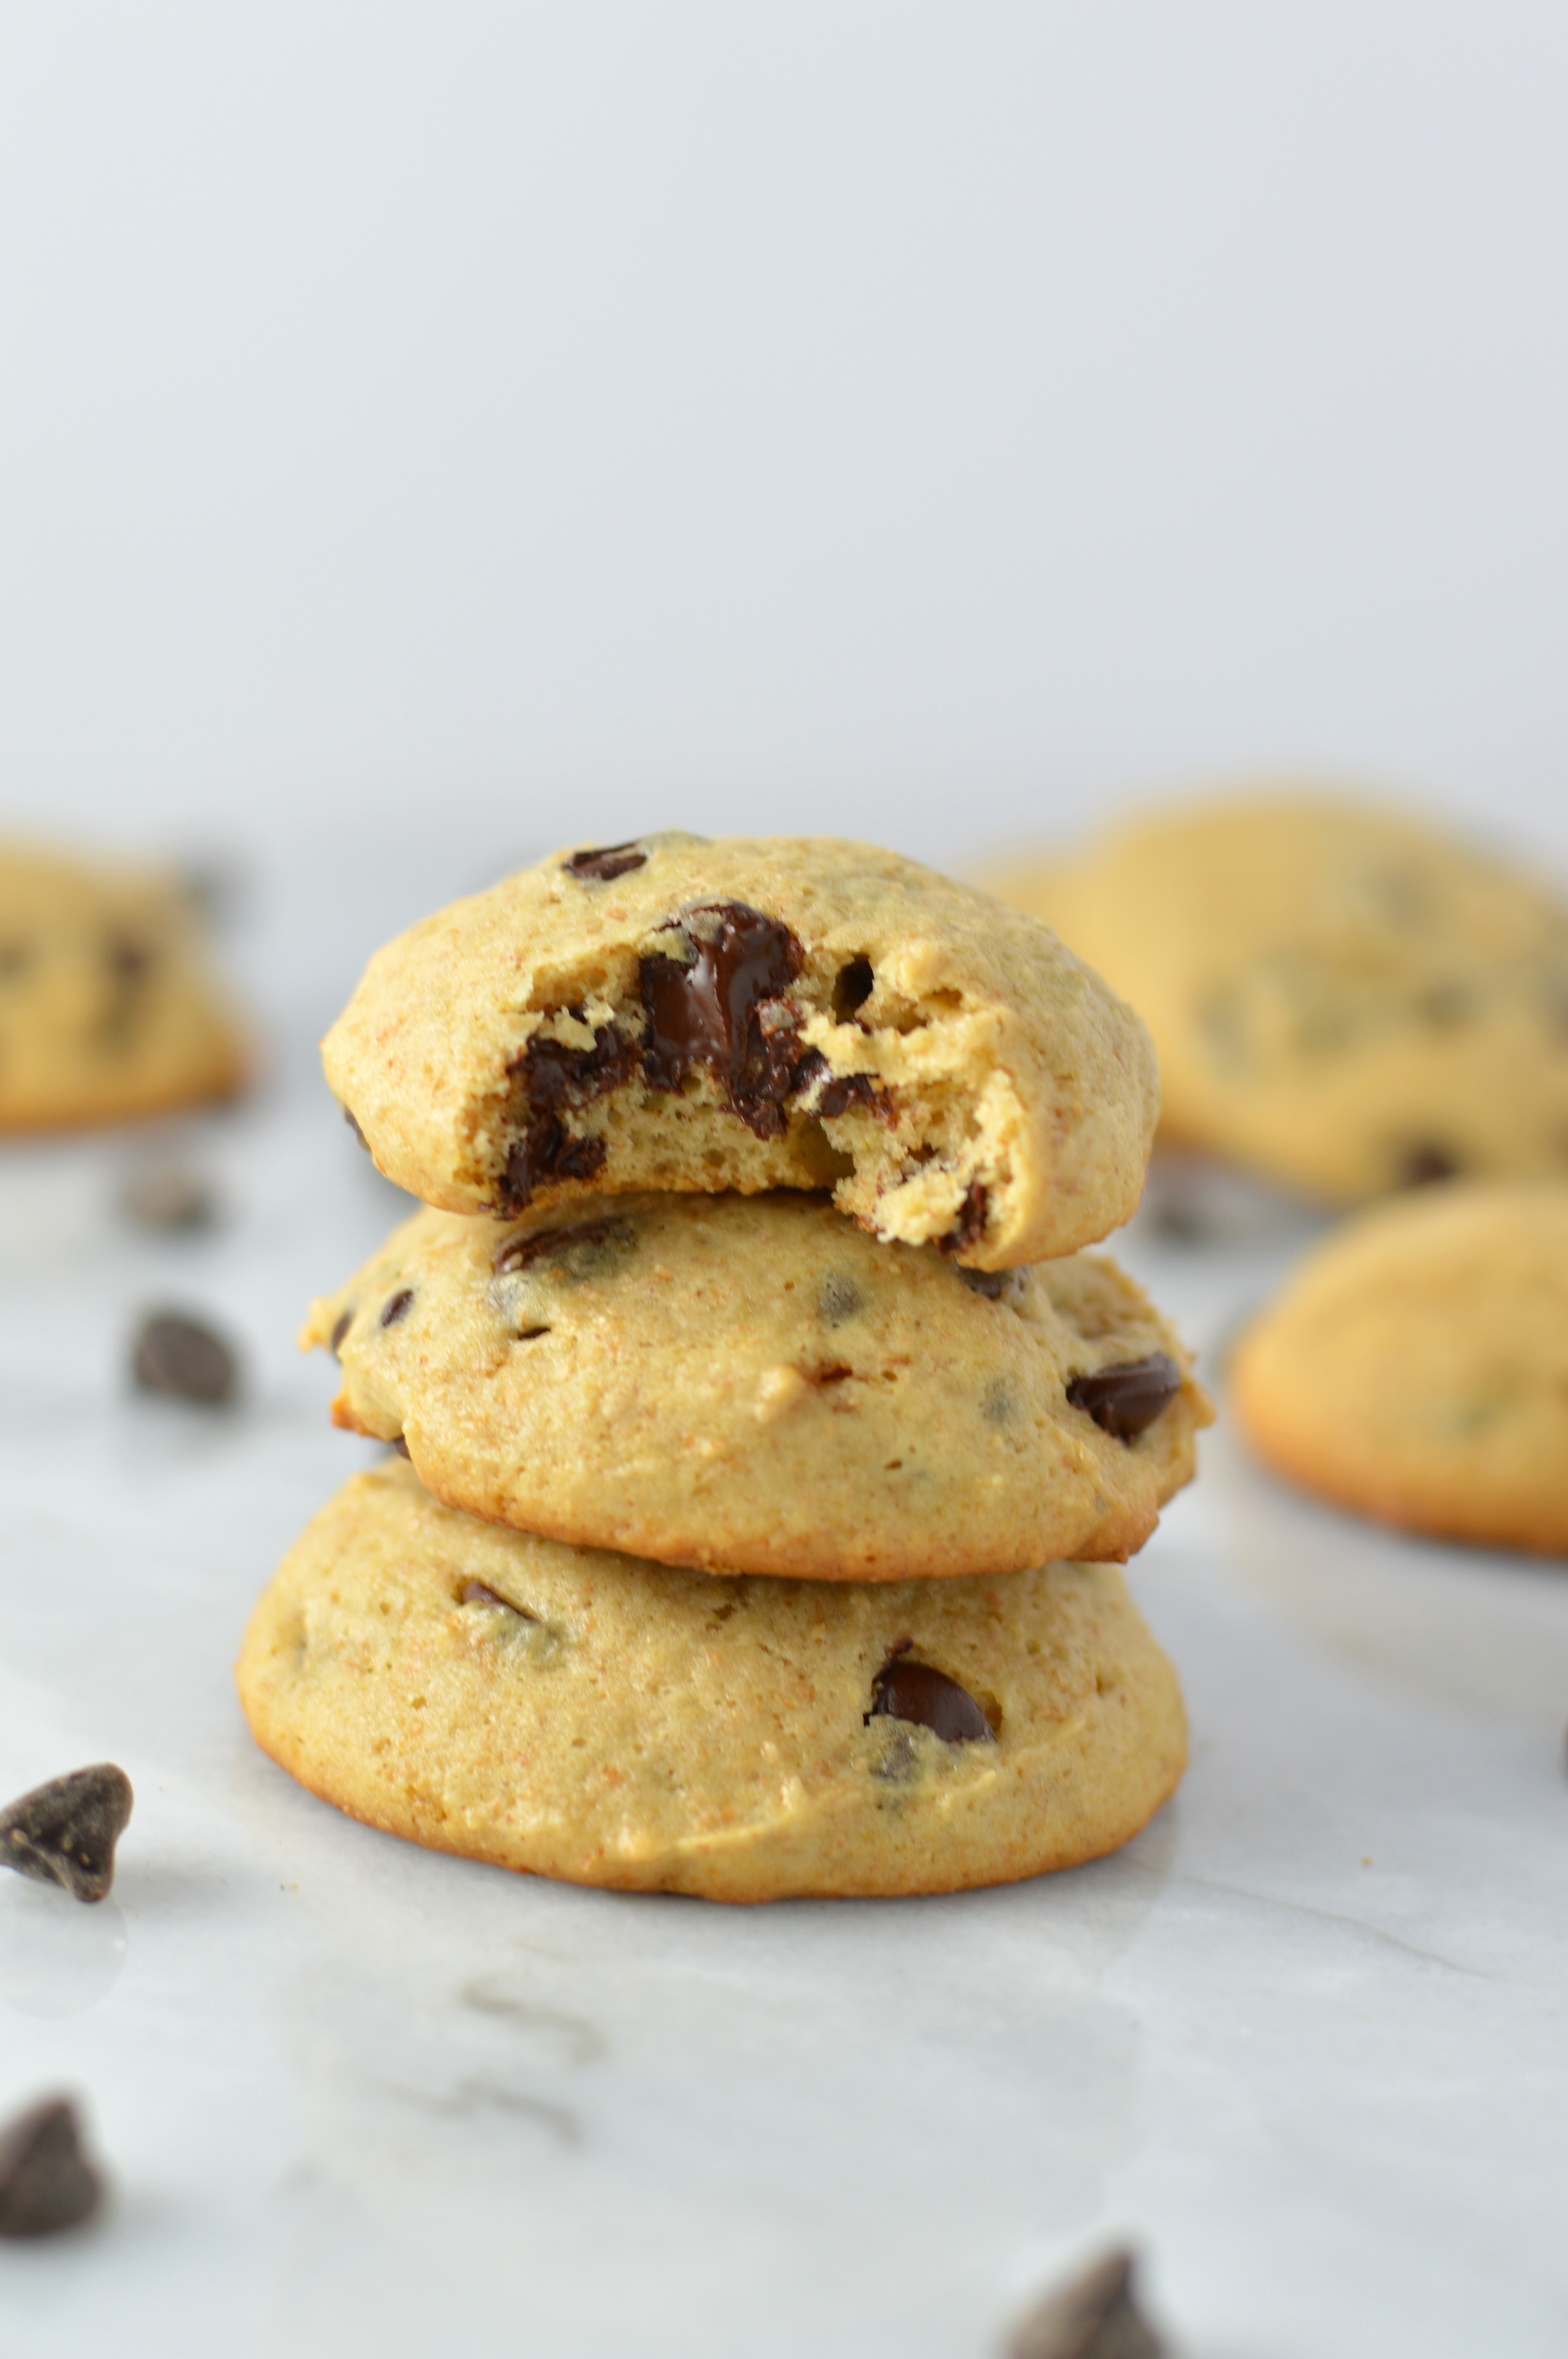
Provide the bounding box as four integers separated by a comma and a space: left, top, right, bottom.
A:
987, 793, 1568, 1205
0, 839, 248, 1131
1230, 1180, 1568, 1555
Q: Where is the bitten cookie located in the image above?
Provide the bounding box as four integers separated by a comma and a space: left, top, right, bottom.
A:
236, 1461, 1188, 1902
321, 834, 1159, 1269
991, 795, 1568, 1203
303, 1193, 1211, 1579
1231, 1181, 1568, 1554
0, 841, 247, 1130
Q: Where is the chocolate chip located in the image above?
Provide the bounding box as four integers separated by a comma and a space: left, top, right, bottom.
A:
956, 1265, 1008, 1300
329, 1309, 353, 1352
118, 1162, 217, 1233
563, 842, 647, 882
1400, 1143, 1461, 1187
493, 1214, 637, 1281
817, 1272, 862, 1326
461, 1578, 533, 1616
500, 1020, 633, 1211
939, 1181, 989, 1257
98, 931, 154, 1045
1007, 2247, 1162, 2359
867, 1656, 994, 1744
390, 1434, 411, 1457
640, 902, 805, 1138
105, 932, 152, 982
131, 1311, 238, 1405
786, 1050, 887, 1120
0, 1765, 133, 1904
380, 1289, 414, 1327
832, 956, 875, 1020
1067, 1354, 1181, 1441
343, 1106, 370, 1150
0, 2098, 103, 2239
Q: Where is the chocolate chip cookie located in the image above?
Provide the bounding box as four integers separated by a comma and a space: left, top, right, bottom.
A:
302, 1191, 1212, 1579
991, 795, 1568, 1203
0, 841, 247, 1131
236, 1459, 1187, 1901
321, 834, 1159, 1269
1231, 1180, 1568, 1553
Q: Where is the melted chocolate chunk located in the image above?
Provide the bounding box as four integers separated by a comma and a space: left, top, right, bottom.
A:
939, 1181, 990, 1257
1067, 1354, 1181, 1441
1007, 2246, 1161, 2359
0, 2099, 102, 2239
1400, 1143, 1461, 1187
563, 842, 647, 882
330, 1309, 353, 1352
785, 1049, 886, 1119
640, 902, 805, 1137
493, 1214, 635, 1279
0, 1765, 134, 1905
501, 1021, 633, 1211
380, 1288, 413, 1327
132, 1312, 238, 1406
867, 1656, 994, 1744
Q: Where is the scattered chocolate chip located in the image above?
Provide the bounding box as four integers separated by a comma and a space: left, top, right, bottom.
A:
390, 1435, 411, 1458
1399, 1143, 1461, 1187
131, 1311, 238, 1406
343, 1106, 370, 1150
1066, 1354, 1181, 1442
939, 1181, 990, 1257
1007, 2247, 1163, 2359
0, 1765, 133, 1904
329, 1309, 353, 1352
786, 1049, 887, 1120
956, 1265, 1008, 1300
118, 1161, 217, 1233
500, 1020, 633, 1210
817, 1272, 863, 1326
867, 1656, 994, 1744
380, 1289, 414, 1327
0, 2098, 103, 2240
982, 1379, 1015, 1425
494, 1215, 629, 1276
832, 956, 875, 1020
640, 902, 805, 1138
563, 842, 647, 882
461, 1578, 532, 1614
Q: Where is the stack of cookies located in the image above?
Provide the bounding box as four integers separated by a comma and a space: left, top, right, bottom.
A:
239, 835, 1212, 1900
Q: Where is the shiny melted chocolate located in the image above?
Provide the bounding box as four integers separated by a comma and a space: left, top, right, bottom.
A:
639, 901, 806, 1138
1066, 1352, 1181, 1442
867, 1655, 994, 1744
500, 1019, 635, 1211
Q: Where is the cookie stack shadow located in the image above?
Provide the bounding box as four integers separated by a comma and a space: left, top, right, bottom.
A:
239, 833, 1213, 1901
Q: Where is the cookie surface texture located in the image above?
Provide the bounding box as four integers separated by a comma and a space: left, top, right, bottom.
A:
1231, 1181, 1568, 1553
303, 1193, 1211, 1578
321, 833, 1159, 1269
991, 795, 1568, 1203
0, 842, 246, 1130
236, 1461, 1187, 1901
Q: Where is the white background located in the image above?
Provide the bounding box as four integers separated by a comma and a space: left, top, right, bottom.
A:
1, 10, 1567, 2358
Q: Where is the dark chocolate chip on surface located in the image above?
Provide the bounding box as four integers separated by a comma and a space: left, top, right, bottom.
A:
493, 1214, 637, 1282
940, 1180, 989, 1257
867, 1656, 994, 1744
501, 1020, 633, 1210
956, 1265, 1008, 1300
817, 1272, 863, 1326
1006, 2246, 1163, 2359
118, 1161, 218, 1233
563, 842, 647, 882
380, 1288, 414, 1327
389, 1435, 411, 1458
1399, 1143, 1461, 1187
461, 1579, 534, 1617
131, 1311, 238, 1406
0, 1765, 134, 1905
786, 1050, 887, 1120
0, 2098, 103, 2239
329, 1309, 353, 1352
640, 901, 805, 1137
1066, 1354, 1181, 1442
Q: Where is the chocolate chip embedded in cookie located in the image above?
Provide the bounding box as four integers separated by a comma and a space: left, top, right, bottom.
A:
300, 1192, 1212, 1579
321, 834, 1159, 1269
990, 794, 1568, 1204
1231, 1178, 1568, 1553
236, 1459, 1188, 1902
0, 839, 247, 1132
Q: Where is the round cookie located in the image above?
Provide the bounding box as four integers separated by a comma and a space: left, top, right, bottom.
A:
990, 794, 1568, 1203
0, 840, 247, 1130
1230, 1181, 1568, 1553
301, 1192, 1212, 1579
236, 1460, 1188, 1902
321, 833, 1159, 1270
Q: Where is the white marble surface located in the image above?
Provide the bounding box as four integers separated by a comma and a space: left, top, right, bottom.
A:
0, 853, 1565, 2359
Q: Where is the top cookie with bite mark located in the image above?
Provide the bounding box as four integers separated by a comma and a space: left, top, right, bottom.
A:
322, 833, 1159, 1268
